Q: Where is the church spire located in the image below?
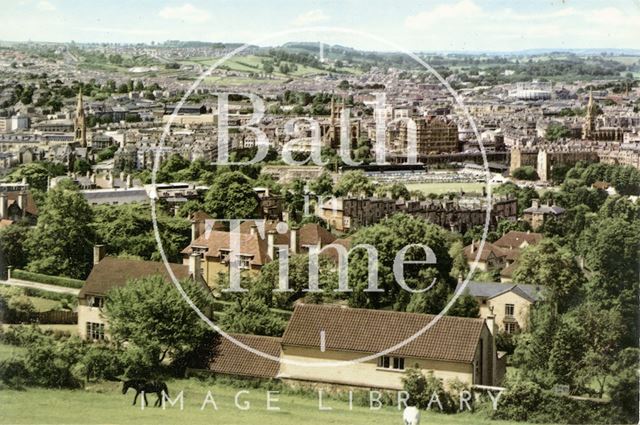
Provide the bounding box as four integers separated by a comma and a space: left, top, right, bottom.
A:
582, 89, 596, 140
74, 88, 87, 147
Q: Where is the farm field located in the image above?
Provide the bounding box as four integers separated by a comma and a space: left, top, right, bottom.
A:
0, 379, 534, 425
185, 54, 361, 78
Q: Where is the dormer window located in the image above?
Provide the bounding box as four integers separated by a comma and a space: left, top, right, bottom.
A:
238, 255, 251, 270
88, 296, 104, 308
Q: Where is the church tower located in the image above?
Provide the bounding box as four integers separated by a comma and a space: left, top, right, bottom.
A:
74, 89, 87, 147
582, 89, 596, 140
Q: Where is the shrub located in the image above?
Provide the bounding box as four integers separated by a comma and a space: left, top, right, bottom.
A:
1, 325, 45, 346
0, 358, 29, 389
512, 166, 539, 181
11, 269, 85, 289
0, 292, 36, 324
23, 336, 85, 388
401, 368, 455, 412
78, 345, 125, 382
0, 330, 85, 389
0, 325, 68, 346
496, 331, 517, 355
492, 380, 609, 424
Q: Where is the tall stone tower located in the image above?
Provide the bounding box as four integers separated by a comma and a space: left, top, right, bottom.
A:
74, 89, 87, 147
582, 89, 596, 140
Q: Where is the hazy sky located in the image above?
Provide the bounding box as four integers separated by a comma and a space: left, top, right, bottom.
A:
2, 0, 639, 52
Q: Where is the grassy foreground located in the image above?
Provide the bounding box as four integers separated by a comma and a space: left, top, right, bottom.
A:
0, 379, 529, 425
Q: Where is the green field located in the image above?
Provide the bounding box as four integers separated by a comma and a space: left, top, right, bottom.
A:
185, 54, 360, 79
0, 343, 25, 361
0, 379, 529, 425
407, 182, 486, 195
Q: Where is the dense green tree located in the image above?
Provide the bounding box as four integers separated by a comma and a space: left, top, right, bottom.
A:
254, 254, 338, 309
6, 162, 65, 192
539, 204, 592, 247
511, 166, 538, 181
375, 182, 410, 199
282, 179, 307, 224
25, 185, 95, 279
0, 224, 31, 269
334, 170, 374, 197
446, 290, 480, 318
308, 172, 334, 197
494, 182, 539, 215
597, 195, 640, 222
571, 302, 624, 397
156, 154, 190, 183
545, 123, 571, 141
448, 240, 469, 280
579, 217, 640, 344
608, 348, 640, 423
105, 276, 212, 369
495, 218, 531, 238
92, 203, 189, 263
347, 214, 453, 310
513, 239, 584, 312
512, 304, 560, 387
203, 171, 259, 219
72, 159, 91, 175
176, 199, 205, 219
219, 296, 286, 337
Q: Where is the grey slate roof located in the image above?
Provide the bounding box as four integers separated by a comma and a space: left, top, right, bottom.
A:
523, 204, 565, 215
455, 281, 544, 303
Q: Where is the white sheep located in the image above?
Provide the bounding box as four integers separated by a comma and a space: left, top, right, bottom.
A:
403, 405, 420, 425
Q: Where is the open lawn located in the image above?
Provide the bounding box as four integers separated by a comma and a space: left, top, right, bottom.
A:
0, 343, 25, 361
27, 296, 60, 312
0, 379, 530, 425
407, 182, 486, 195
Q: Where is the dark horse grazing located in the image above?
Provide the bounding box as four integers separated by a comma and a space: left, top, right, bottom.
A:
122, 380, 169, 407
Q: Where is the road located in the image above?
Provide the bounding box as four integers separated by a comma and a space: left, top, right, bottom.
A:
0, 278, 80, 296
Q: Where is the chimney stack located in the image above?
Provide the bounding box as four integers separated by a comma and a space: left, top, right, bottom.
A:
191, 219, 201, 241
93, 244, 106, 265
531, 199, 540, 209
290, 227, 298, 254
470, 239, 475, 253
486, 313, 496, 336
0, 192, 7, 219
267, 230, 276, 260
250, 224, 258, 236
188, 253, 201, 280
17, 191, 27, 216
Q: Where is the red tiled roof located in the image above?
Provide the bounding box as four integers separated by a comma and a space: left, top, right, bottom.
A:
183, 230, 269, 266
320, 237, 352, 263
208, 333, 281, 379
494, 231, 543, 250
281, 304, 485, 364
463, 241, 507, 262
